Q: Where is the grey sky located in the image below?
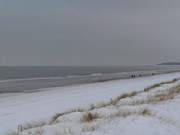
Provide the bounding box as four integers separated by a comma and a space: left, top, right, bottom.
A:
0, 0, 180, 66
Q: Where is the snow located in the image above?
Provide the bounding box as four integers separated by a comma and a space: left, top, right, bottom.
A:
1, 72, 180, 134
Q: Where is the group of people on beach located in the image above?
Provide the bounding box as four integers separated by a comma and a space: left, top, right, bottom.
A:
130, 73, 155, 78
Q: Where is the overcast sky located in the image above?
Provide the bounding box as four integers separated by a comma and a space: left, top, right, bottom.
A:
0, 0, 180, 66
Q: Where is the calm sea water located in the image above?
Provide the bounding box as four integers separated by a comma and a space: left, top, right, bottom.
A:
0, 66, 171, 80
0, 66, 179, 93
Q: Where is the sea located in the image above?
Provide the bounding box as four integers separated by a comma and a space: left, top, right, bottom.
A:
0, 66, 180, 93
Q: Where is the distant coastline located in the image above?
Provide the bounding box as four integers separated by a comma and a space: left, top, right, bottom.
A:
158, 62, 180, 65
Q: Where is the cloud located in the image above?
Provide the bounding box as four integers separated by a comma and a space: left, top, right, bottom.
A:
0, 0, 180, 65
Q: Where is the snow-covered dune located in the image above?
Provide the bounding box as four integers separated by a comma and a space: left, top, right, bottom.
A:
1, 72, 180, 134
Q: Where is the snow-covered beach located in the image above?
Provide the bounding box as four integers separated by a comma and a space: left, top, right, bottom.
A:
1, 72, 180, 135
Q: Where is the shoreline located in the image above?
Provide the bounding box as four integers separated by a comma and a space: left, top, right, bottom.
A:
1, 68, 180, 94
